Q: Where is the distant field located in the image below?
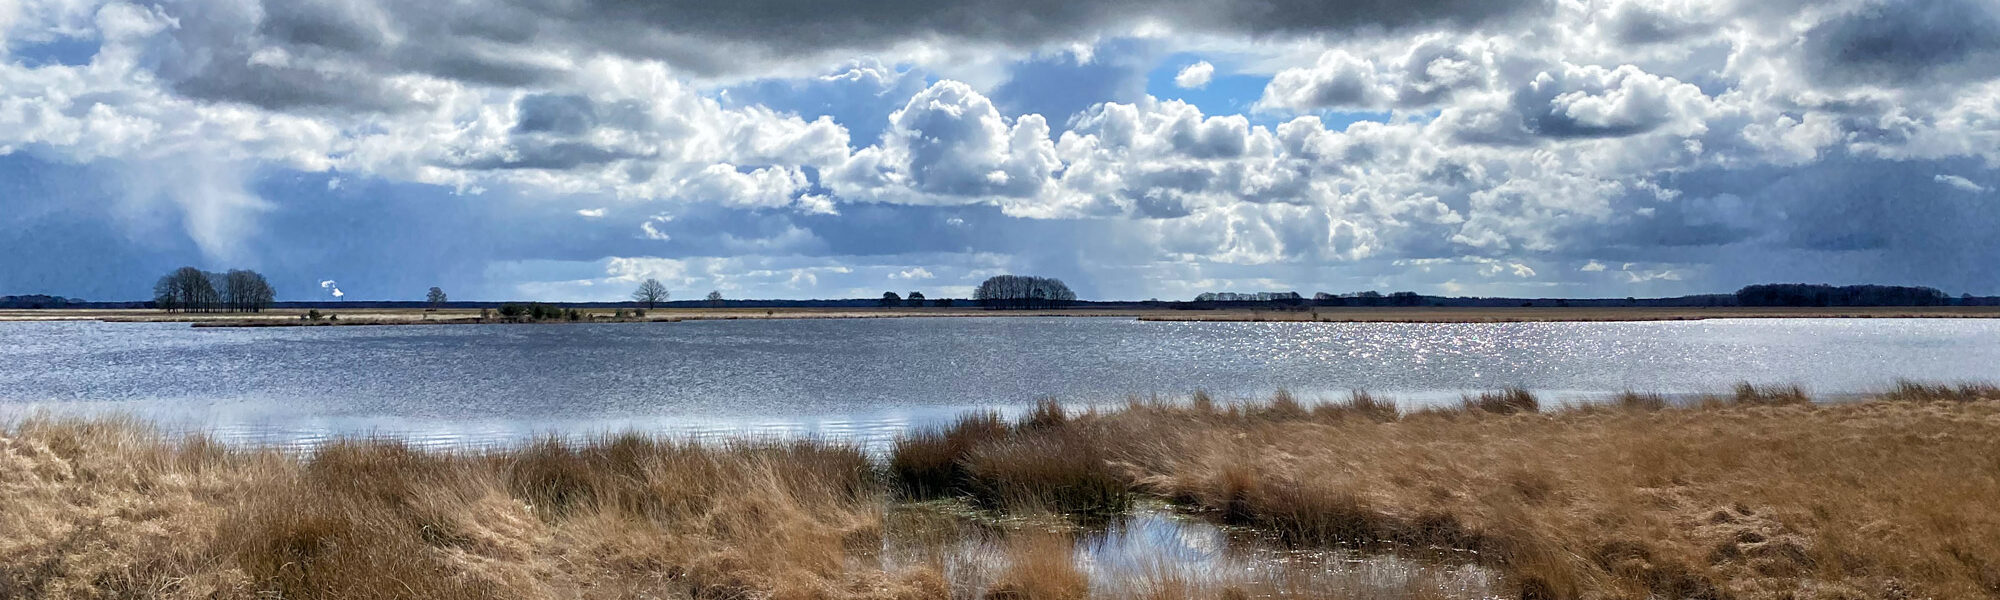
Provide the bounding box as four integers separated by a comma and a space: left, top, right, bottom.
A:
6, 305, 2000, 326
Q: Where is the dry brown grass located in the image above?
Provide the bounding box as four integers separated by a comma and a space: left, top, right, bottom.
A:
8, 383, 2000, 599
1080, 387, 2000, 599
0, 420, 936, 600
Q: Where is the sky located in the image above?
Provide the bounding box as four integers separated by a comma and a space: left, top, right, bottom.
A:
1, 0, 1997, 302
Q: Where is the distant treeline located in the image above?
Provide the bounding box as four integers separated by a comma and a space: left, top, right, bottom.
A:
1172, 283, 1994, 310
0, 294, 83, 308
5, 282, 1995, 310
1733, 283, 1952, 307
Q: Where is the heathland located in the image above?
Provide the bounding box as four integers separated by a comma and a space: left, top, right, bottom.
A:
5, 305, 2000, 327
5, 382, 1999, 599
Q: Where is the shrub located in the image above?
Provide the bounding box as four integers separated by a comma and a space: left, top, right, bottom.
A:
497, 304, 526, 318
526, 303, 563, 321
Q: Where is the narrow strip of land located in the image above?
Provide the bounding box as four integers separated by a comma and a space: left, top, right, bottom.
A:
5, 305, 2000, 327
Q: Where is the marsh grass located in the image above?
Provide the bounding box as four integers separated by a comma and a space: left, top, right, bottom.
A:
1724, 382, 1812, 407
1461, 387, 1540, 414
1309, 390, 1400, 423
0, 419, 917, 600
890, 403, 1132, 516
890, 412, 1010, 500
1087, 387, 2000, 599
7, 382, 2000, 599
1880, 379, 2000, 403
1614, 391, 1669, 411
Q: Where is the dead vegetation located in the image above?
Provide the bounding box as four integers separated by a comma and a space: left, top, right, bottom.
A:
0, 421, 921, 600
1070, 382, 2000, 599
5, 381, 1999, 599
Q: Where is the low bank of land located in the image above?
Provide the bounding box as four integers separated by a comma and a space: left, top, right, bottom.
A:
4, 305, 1999, 327
5, 383, 1998, 599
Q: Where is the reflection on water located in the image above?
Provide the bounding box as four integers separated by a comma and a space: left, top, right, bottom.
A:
5, 317, 1998, 447
879, 502, 1501, 599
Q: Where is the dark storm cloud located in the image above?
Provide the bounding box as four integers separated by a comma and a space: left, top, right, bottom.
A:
514, 94, 598, 135
448, 142, 651, 171
1801, 0, 2000, 87
144, 0, 1548, 111
1588, 156, 2000, 291
556, 0, 1543, 58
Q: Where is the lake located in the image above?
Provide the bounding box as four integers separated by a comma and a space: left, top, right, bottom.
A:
2, 317, 1996, 447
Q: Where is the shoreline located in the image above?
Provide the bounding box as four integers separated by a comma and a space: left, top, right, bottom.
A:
5, 305, 2000, 327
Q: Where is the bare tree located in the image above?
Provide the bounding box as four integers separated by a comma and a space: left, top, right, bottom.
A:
705, 290, 724, 307
880, 291, 902, 307
155, 267, 271, 313
426, 287, 448, 311
632, 278, 669, 309
973, 275, 1075, 309
220, 270, 275, 312
906, 291, 925, 307
154, 267, 220, 313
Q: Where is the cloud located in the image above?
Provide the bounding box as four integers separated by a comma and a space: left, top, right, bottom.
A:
1936, 174, 1989, 193
890, 267, 935, 280
1173, 61, 1214, 89
1799, 0, 2000, 88
1514, 64, 1715, 140
1259, 50, 1394, 111
4, 0, 2000, 302
831, 80, 1060, 204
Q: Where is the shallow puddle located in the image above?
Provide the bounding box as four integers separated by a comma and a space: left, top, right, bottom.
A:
880, 501, 1502, 599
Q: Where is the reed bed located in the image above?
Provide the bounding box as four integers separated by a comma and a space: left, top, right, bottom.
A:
5, 380, 1999, 599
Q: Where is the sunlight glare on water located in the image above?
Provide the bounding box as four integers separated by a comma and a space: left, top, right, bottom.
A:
3, 317, 1996, 448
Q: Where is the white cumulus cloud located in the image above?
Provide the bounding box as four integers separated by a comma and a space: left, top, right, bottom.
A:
1173, 61, 1214, 89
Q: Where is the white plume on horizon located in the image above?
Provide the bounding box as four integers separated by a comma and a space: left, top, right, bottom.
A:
320, 279, 345, 298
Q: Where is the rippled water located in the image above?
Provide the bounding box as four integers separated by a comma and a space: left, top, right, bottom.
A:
2, 317, 1996, 447
880, 504, 1499, 598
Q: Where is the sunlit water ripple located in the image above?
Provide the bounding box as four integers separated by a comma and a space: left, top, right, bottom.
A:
3, 317, 1995, 449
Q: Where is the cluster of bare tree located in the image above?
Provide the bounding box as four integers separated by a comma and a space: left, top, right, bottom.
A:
972, 275, 1076, 309
153, 267, 275, 312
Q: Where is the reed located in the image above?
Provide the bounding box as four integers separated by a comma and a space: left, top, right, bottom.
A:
7, 382, 2000, 599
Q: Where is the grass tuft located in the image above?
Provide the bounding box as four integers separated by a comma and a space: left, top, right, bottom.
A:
1615, 391, 1670, 411
1462, 387, 1540, 414
1726, 382, 1811, 407
889, 411, 1009, 499
1882, 379, 2000, 403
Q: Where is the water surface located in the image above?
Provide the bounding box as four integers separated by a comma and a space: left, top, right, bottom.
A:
2, 317, 1994, 447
